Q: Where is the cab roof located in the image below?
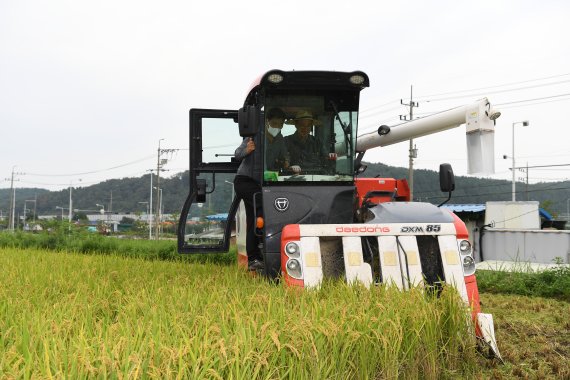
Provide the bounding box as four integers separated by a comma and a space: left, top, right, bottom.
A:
244, 69, 369, 105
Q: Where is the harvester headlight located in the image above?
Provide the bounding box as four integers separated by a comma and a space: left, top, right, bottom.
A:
285, 242, 300, 258
459, 240, 471, 254
349, 74, 365, 85
462, 255, 476, 276
267, 73, 284, 84
286, 259, 303, 279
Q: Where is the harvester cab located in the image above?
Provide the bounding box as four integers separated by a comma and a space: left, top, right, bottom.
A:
177, 70, 501, 359
178, 70, 370, 278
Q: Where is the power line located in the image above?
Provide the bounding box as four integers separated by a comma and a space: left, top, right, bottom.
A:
391, 93, 570, 122
495, 93, 570, 106
414, 175, 569, 197
9, 167, 165, 189
24, 155, 155, 177
498, 96, 570, 109
17, 179, 103, 187
359, 105, 405, 119
518, 153, 570, 159
361, 72, 570, 118
360, 99, 401, 114
425, 82, 570, 103
415, 72, 570, 99
489, 208, 540, 226
528, 176, 570, 181
424, 185, 570, 201
512, 163, 570, 169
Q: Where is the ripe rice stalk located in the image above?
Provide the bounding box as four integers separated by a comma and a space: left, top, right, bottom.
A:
0, 247, 478, 379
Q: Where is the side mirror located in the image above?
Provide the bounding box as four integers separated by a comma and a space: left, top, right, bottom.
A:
356, 164, 367, 175
354, 152, 366, 175
238, 106, 260, 137
439, 163, 455, 193
438, 163, 455, 207
196, 179, 207, 203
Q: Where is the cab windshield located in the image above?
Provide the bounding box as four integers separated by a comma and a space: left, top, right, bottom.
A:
263, 93, 358, 183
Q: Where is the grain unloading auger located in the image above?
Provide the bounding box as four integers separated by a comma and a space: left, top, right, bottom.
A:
177, 70, 501, 359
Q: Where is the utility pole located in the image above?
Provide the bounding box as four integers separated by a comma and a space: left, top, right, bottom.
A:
154, 140, 178, 239
68, 184, 73, 229
8, 167, 15, 231
68, 180, 81, 231
8, 170, 14, 231
33, 193, 37, 224
155, 139, 164, 239
400, 86, 419, 200
7, 166, 24, 232
525, 162, 529, 201
148, 169, 153, 240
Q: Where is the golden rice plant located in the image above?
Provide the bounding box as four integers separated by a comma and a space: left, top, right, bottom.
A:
0, 248, 478, 379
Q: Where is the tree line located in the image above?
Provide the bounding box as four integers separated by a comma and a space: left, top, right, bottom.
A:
1, 164, 568, 221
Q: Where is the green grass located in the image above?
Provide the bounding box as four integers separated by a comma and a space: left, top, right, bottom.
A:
0, 247, 478, 379
0, 230, 234, 265
476, 266, 570, 301
478, 293, 570, 379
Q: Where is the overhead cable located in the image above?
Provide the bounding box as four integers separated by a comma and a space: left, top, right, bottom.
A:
415, 72, 570, 99
24, 155, 155, 177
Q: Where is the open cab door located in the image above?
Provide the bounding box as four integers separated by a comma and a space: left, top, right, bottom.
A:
178, 109, 243, 253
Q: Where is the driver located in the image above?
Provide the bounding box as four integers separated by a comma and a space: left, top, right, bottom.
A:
265, 107, 291, 173
285, 110, 335, 174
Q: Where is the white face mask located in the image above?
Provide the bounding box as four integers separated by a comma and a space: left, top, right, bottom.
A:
267, 126, 281, 137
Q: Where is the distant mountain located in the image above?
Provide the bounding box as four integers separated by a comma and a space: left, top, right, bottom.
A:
363, 162, 570, 216
1, 163, 569, 218
1, 172, 190, 218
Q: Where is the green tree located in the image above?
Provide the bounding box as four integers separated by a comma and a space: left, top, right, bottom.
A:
73, 212, 88, 222
540, 200, 558, 218
120, 216, 135, 224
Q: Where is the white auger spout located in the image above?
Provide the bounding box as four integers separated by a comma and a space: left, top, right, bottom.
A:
356, 98, 500, 174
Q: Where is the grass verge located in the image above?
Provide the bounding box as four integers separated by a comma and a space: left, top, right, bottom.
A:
0, 230, 234, 265
476, 266, 570, 301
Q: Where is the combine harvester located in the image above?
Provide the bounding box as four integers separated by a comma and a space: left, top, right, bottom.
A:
177, 70, 502, 358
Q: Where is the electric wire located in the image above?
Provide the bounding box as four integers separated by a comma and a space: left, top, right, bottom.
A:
415, 73, 570, 99
17, 179, 104, 187
360, 99, 401, 114
487, 208, 542, 226
359, 105, 405, 119
24, 155, 156, 177
418, 185, 570, 201
424, 80, 570, 102
495, 93, 570, 106
498, 96, 570, 109
362, 72, 570, 113
389, 93, 570, 122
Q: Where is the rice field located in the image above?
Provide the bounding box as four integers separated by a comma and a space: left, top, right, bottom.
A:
0, 247, 478, 379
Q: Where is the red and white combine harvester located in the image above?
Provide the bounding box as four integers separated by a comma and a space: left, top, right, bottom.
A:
177, 70, 502, 358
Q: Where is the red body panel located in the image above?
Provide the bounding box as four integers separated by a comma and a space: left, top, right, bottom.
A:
280, 224, 304, 287
237, 251, 248, 269
448, 210, 483, 334
448, 210, 469, 240
355, 178, 410, 206
465, 274, 484, 336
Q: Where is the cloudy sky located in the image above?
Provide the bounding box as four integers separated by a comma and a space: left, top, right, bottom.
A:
1, 0, 569, 193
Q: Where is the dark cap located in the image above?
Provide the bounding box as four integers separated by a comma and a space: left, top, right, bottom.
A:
266, 107, 286, 120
